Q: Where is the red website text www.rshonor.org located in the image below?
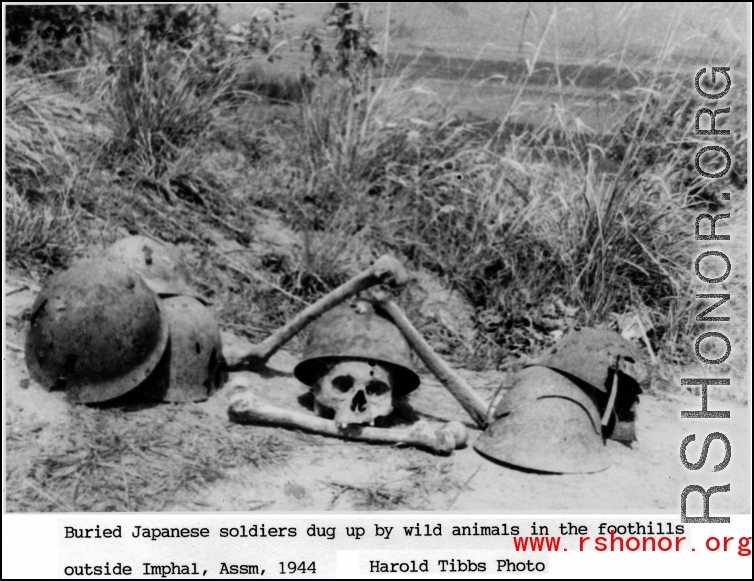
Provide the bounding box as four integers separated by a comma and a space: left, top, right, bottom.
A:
512, 534, 751, 555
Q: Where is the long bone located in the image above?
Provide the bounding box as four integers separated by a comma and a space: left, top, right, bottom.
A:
224, 255, 408, 371
373, 297, 489, 429
228, 390, 468, 455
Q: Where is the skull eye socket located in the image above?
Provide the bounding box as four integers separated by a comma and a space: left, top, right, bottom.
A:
366, 380, 390, 396
331, 375, 354, 393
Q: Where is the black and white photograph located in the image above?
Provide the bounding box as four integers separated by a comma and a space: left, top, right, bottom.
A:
4, 1, 750, 522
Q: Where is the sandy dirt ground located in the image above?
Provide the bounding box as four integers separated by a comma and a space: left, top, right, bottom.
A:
6, 273, 750, 515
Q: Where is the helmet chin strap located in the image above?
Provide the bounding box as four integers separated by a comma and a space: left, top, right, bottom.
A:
601, 355, 621, 427
487, 379, 512, 425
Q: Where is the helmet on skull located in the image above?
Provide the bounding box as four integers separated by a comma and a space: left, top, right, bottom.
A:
473, 366, 611, 474
24, 258, 169, 404
105, 235, 206, 303
146, 296, 225, 403
294, 300, 420, 396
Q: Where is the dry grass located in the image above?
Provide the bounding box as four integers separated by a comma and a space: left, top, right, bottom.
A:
6, 402, 291, 512
5, 188, 80, 270
324, 458, 462, 510
232, 6, 747, 395
4, 71, 98, 270
253, 71, 700, 365
103, 38, 239, 181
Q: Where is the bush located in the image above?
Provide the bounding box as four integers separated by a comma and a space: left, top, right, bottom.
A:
106, 39, 233, 177
5, 5, 97, 70
99, 6, 242, 182
302, 3, 380, 79
5, 5, 90, 47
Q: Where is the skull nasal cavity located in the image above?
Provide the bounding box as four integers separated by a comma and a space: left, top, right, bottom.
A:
332, 375, 354, 393
351, 389, 367, 412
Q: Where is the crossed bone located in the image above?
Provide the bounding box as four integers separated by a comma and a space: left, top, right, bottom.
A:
228, 387, 468, 455
224, 255, 408, 371
226, 255, 469, 454
372, 296, 490, 429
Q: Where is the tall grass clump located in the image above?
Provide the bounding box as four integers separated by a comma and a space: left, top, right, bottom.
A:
100, 6, 242, 183
5, 71, 89, 269
606, 82, 747, 211
106, 39, 235, 178
283, 4, 740, 364
6, 186, 80, 270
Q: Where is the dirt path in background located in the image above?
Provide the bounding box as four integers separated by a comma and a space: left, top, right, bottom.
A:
6, 275, 750, 514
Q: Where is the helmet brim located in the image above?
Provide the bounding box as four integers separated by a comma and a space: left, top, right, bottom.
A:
142, 278, 211, 306
294, 355, 420, 396
474, 396, 611, 474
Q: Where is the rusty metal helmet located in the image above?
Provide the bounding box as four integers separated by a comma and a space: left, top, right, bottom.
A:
535, 327, 646, 392
24, 258, 169, 404
474, 366, 610, 474
294, 299, 420, 396
534, 328, 645, 443
105, 235, 205, 302
146, 296, 225, 402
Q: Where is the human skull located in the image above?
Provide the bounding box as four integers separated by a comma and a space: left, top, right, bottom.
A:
313, 360, 394, 428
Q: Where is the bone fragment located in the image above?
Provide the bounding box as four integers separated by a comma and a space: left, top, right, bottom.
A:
374, 298, 489, 429
228, 391, 467, 455
224, 255, 408, 371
